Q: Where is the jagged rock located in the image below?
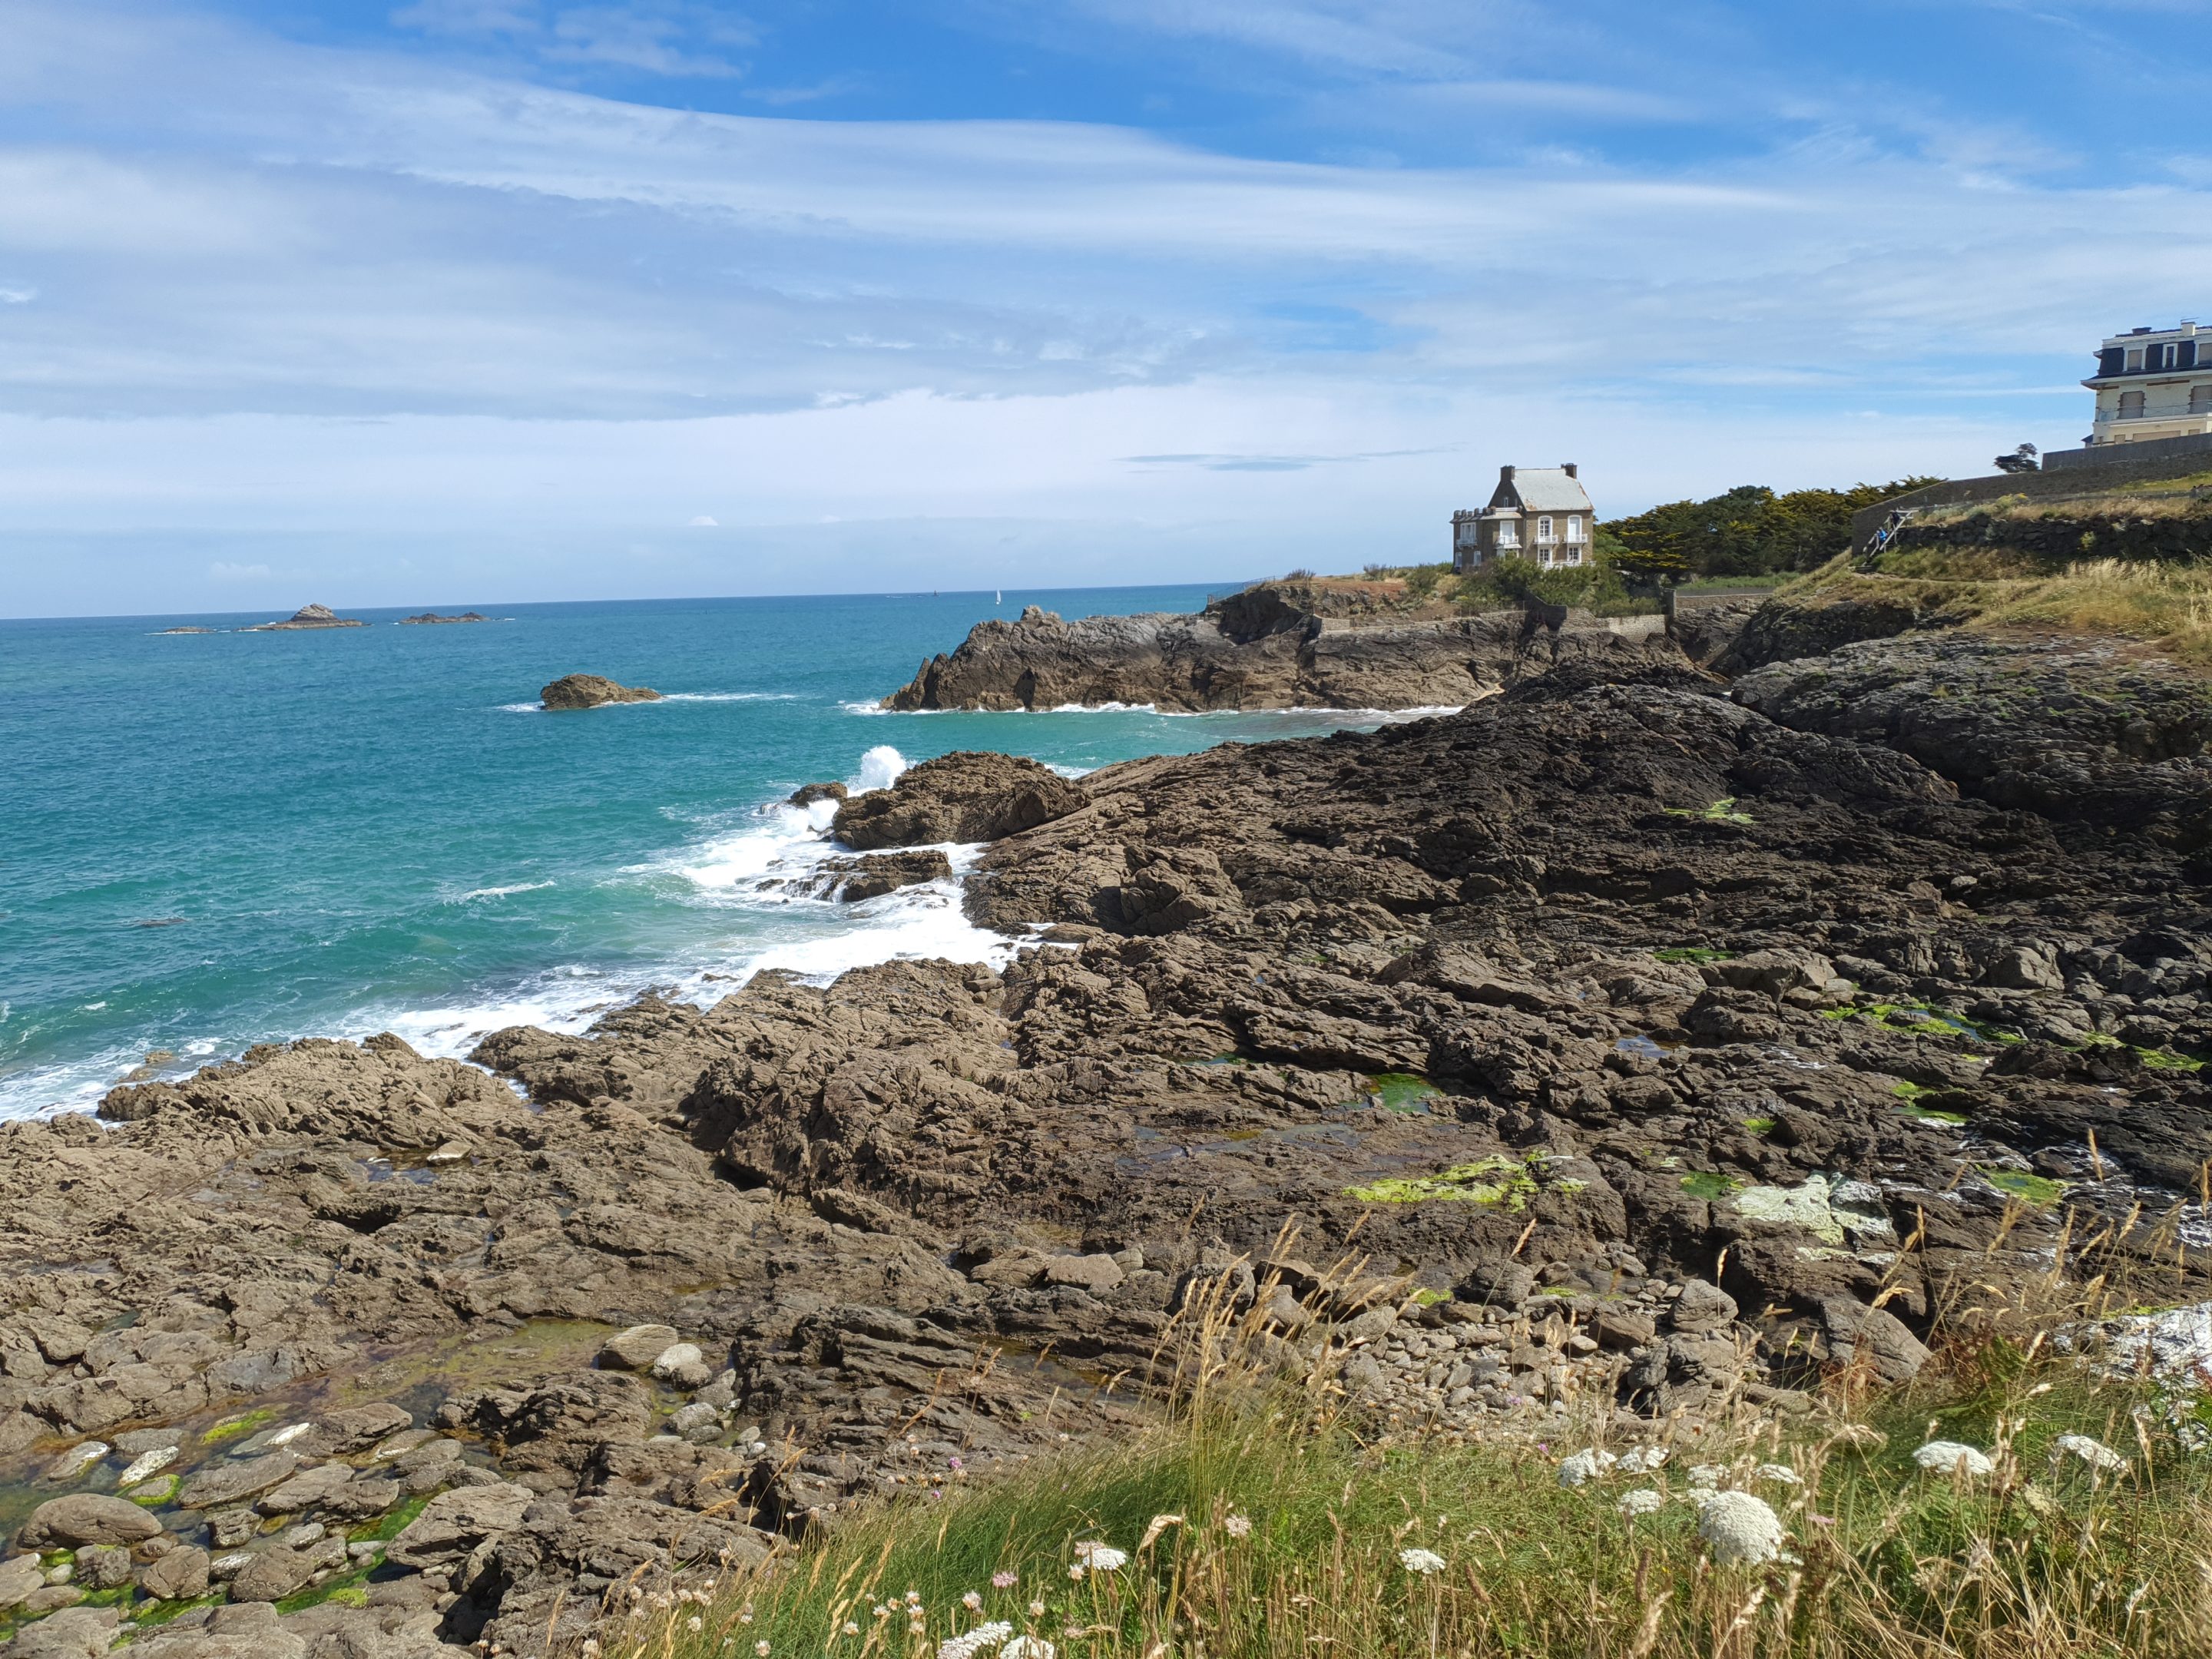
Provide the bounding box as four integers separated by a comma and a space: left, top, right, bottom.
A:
833, 751, 1082, 849
539, 674, 662, 710
811, 849, 954, 902
383, 1483, 534, 1570
788, 781, 848, 808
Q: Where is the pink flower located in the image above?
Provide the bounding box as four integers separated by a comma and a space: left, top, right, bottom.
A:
992, 1571, 1019, 1589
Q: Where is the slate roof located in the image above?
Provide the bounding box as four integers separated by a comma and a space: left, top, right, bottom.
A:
1495, 467, 1594, 514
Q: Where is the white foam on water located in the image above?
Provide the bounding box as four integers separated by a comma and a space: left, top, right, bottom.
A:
660, 692, 799, 704
449, 881, 555, 902
853, 744, 909, 792
495, 703, 541, 714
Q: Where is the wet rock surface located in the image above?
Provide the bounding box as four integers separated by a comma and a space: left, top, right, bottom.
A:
538, 674, 663, 710
4, 622, 2210, 1654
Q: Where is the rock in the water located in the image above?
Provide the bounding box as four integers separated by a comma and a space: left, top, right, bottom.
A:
2, 1604, 118, 1657
599, 1324, 681, 1369
71, 1544, 132, 1590
0, 1553, 46, 1607
812, 849, 954, 901
788, 781, 849, 808
396, 611, 488, 624
539, 673, 663, 710
137, 1545, 210, 1601
16, 1493, 163, 1549
383, 1482, 534, 1570
177, 1451, 300, 1510
245, 603, 366, 631
833, 751, 1082, 849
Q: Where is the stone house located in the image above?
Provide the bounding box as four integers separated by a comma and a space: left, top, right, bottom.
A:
1450, 464, 1595, 574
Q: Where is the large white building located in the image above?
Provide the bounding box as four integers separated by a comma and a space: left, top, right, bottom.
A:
2084, 321, 2212, 448
1450, 464, 1594, 575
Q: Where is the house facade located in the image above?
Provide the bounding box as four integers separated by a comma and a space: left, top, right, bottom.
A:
2083, 321, 2212, 448
1450, 464, 1594, 574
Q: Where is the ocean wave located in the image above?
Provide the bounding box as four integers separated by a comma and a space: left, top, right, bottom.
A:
660, 692, 799, 704
448, 881, 555, 902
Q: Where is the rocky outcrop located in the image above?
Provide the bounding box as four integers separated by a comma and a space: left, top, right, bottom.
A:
882, 593, 1672, 712
1735, 634, 2212, 850
397, 612, 488, 625
245, 604, 365, 631
2, 628, 2208, 1655
811, 849, 955, 901
831, 751, 1082, 849
539, 674, 662, 710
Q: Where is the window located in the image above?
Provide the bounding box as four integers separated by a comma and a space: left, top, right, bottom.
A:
2127, 348, 2145, 371
1565, 516, 1583, 543
1495, 522, 1518, 548
1537, 515, 1555, 541
2118, 389, 2147, 419
2193, 384, 2212, 415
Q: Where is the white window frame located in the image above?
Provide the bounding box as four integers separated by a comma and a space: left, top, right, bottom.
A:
1537, 515, 1555, 542
2127, 348, 2145, 371
1495, 522, 1518, 548
1564, 515, 1583, 544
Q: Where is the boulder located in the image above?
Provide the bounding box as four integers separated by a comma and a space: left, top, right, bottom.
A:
71, 1543, 133, 1590
0, 1552, 46, 1607
1041, 1254, 1126, 1294
383, 1482, 534, 1571
539, 674, 662, 710
832, 751, 1083, 849
1667, 1280, 1739, 1336
138, 1545, 210, 1601
816, 849, 954, 902
177, 1450, 300, 1509
2, 1604, 118, 1657
787, 781, 848, 808
598, 1324, 681, 1370
16, 1492, 163, 1549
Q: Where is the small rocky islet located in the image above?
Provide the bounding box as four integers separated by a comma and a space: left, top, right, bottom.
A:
2, 586, 2210, 1655
537, 674, 663, 710
243, 605, 366, 633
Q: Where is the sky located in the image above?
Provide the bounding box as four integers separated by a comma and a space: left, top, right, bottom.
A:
3, 0, 2211, 616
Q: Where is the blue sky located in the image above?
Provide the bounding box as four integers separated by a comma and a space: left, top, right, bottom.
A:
3, 0, 2210, 614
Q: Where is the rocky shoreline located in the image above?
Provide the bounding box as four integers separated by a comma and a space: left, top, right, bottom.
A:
3, 599, 2209, 1657
882, 588, 1674, 713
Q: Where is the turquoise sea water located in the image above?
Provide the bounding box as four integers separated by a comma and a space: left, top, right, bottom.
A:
0, 588, 1439, 1120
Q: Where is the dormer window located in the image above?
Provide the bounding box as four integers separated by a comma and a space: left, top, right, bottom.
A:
2127, 348, 2144, 371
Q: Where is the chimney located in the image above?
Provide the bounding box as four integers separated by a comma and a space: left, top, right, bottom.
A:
1561, 462, 1578, 478
1499, 465, 1515, 483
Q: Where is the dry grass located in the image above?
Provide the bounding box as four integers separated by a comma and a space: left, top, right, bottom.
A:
560, 1247, 2212, 1659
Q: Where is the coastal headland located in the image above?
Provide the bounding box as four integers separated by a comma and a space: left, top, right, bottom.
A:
1, 573, 2208, 1656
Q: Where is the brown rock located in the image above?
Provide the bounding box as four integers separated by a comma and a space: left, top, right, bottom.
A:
833, 750, 1083, 849
138, 1545, 210, 1601
17, 1493, 164, 1549
540, 673, 662, 710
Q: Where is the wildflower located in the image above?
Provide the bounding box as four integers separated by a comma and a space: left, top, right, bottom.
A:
937, 1621, 1013, 1659
1614, 1447, 1667, 1474
992, 1571, 1019, 1589
1555, 1449, 1618, 1488
1617, 1488, 1664, 1517
1697, 1490, 1786, 1566
2051, 1433, 2126, 1472
1687, 1464, 1724, 1488
756, 1644, 770, 1657
687, 1618, 704, 1634
963, 1592, 985, 1613
1002, 1641, 1056, 1659
1066, 1566, 1084, 1583
843, 1623, 859, 1637
1028, 1600, 1046, 1618
1754, 1463, 1800, 1485
873, 1606, 889, 1620
1222, 1513, 1253, 1539
581, 1644, 601, 1658
1071, 1541, 1127, 1574
1913, 1441, 1995, 1477
1398, 1548, 1447, 1575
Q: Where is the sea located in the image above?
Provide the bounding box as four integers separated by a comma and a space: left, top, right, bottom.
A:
0, 587, 1448, 1122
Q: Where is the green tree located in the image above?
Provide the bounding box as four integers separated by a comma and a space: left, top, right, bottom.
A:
1604, 477, 1938, 579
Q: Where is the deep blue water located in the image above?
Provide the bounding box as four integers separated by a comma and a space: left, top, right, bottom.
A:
0, 587, 1429, 1118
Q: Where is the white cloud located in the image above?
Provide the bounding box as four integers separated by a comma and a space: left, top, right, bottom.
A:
685, 513, 718, 525
207, 560, 272, 578
0, 286, 34, 303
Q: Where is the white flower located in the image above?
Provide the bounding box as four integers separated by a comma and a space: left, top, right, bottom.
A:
2051, 1433, 2126, 1472
755, 1644, 770, 1657
843, 1622, 860, 1637
1027, 1601, 1046, 1618
1071, 1541, 1127, 1574
1617, 1488, 1664, 1517
1913, 1441, 1994, 1477
1754, 1463, 1801, 1485
687, 1617, 704, 1634
1556, 1449, 1618, 1488
962, 1591, 985, 1612
1615, 1447, 1667, 1474
938, 1621, 1013, 1659
1222, 1513, 1253, 1538
1399, 1547, 1447, 1575
1687, 1464, 1724, 1488
1002, 1640, 1056, 1659
1697, 1490, 1786, 1567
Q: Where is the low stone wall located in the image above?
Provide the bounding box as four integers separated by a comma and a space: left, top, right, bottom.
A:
1851, 448, 2212, 553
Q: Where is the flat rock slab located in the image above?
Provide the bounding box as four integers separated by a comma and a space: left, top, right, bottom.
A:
177, 1449, 300, 1509
384, 1482, 535, 1570
598, 1324, 680, 1369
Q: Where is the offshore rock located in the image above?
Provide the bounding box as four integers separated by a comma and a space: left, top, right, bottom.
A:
540, 673, 663, 710
245, 603, 366, 631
